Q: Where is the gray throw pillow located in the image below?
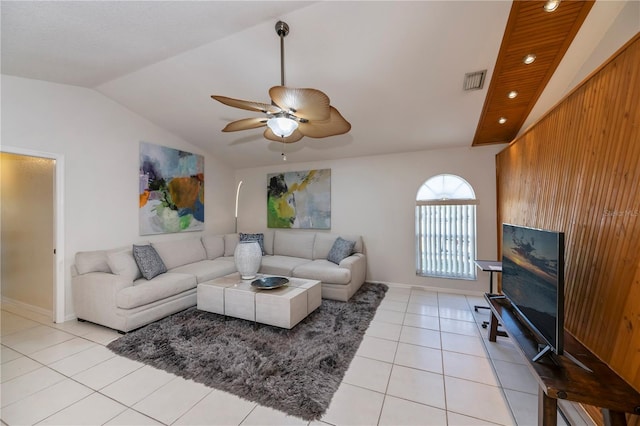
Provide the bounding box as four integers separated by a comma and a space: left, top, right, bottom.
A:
327, 237, 356, 265
132, 244, 167, 280
239, 233, 265, 255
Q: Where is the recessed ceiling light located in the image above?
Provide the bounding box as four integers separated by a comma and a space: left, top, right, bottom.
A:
523, 54, 537, 65
498, 117, 507, 124
544, 0, 560, 12
508, 91, 518, 99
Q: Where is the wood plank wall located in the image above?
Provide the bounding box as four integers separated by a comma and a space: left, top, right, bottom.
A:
496, 34, 640, 425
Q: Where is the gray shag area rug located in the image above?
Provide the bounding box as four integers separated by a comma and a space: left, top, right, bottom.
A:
107, 282, 388, 421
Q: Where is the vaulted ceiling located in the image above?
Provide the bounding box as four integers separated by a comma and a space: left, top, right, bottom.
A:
1, 1, 633, 168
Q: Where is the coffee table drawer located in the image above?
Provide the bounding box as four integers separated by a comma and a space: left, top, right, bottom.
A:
224, 285, 256, 321
256, 287, 308, 329
197, 281, 232, 315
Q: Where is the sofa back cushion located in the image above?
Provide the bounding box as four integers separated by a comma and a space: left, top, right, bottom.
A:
263, 230, 274, 255
152, 238, 206, 270
75, 250, 111, 275
313, 233, 363, 260
273, 231, 315, 259
224, 233, 239, 256
107, 247, 142, 282
201, 234, 224, 259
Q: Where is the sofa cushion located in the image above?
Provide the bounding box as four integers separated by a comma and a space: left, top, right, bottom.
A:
327, 237, 356, 265
201, 234, 224, 259
107, 248, 142, 282
224, 233, 239, 256
263, 230, 274, 255
292, 259, 351, 285
133, 245, 167, 280
239, 232, 265, 255
259, 255, 311, 276
117, 273, 196, 309
152, 238, 206, 270
312, 234, 337, 260
170, 259, 237, 283
273, 231, 315, 259
75, 250, 110, 275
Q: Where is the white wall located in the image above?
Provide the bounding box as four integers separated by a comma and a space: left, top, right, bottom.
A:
235, 145, 504, 294
1, 75, 236, 319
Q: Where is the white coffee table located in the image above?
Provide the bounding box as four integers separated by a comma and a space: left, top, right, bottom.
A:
197, 273, 322, 329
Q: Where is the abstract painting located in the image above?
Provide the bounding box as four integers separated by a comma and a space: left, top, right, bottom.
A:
267, 169, 331, 229
139, 142, 204, 235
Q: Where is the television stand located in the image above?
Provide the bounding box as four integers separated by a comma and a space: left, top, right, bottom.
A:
474, 260, 502, 328
485, 294, 640, 426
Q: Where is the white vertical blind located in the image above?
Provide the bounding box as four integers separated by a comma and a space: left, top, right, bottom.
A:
416, 203, 477, 279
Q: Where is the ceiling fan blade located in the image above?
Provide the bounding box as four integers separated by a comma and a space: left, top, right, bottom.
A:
269, 86, 331, 121
297, 107, 351, 138
211, 95, 280, 114
264, 127, 304, 143
222, 117, 268, 132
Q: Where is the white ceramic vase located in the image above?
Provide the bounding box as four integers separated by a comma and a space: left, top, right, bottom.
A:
234, 241, 262, 280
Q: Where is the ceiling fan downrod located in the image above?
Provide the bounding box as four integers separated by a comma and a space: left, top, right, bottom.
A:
275, 21, 289, 87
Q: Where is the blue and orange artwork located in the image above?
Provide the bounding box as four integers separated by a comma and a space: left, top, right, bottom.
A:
139, 142, 204, 235
267, 169, 331, 229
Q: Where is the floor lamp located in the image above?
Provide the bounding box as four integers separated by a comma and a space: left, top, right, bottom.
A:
234, 180, 243, 233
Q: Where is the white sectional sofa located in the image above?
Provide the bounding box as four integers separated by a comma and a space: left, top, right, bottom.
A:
71, 230, 366, 332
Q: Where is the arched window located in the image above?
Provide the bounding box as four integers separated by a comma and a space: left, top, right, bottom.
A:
416, 174, 477, 280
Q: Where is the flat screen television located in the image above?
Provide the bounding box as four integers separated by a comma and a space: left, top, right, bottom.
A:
501, 223, 565, 361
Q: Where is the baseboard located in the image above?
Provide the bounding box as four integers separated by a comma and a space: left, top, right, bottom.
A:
558, 400, 597, 425
1, 296, 53, 320
372, 280, 485, 297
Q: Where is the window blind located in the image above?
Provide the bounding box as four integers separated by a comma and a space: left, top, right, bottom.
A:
416, 203, 477, 279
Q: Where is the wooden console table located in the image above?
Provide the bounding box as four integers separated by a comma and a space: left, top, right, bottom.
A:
485, 294, 640, 426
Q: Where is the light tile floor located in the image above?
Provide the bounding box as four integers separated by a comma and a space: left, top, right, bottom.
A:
0, 286, 589, 425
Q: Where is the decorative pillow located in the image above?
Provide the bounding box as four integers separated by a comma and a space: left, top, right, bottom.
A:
239, 233, 265, 255
132, 244, 167, 280
327, 237, 356, 265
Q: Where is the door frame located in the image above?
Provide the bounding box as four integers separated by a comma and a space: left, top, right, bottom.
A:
1, 146, 65, 323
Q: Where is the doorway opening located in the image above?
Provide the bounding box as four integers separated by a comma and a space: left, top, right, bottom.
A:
1, 147, 65, 323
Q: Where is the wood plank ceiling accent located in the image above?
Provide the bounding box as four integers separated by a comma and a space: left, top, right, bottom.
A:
472, 0, 594, 146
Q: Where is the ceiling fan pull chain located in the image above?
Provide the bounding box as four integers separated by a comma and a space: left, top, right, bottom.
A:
281, 136, 287, 161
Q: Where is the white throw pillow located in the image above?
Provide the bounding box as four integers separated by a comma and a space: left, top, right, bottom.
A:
107, 248, 142, 282
75, 250, 110, 275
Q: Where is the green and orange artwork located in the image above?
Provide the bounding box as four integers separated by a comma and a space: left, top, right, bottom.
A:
267, 169, 331, 229
139, 142, 204, 235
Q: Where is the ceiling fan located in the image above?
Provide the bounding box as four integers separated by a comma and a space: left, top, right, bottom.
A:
211, 21, 351, 145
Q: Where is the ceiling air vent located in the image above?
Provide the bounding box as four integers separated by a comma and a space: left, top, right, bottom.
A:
463, 70, 487, 91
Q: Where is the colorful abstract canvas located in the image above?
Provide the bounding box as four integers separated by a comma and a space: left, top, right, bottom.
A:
267, 169, 331, 229
139, 142, 204, 235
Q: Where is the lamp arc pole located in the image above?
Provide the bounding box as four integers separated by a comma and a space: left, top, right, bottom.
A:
235, 180, 243, 233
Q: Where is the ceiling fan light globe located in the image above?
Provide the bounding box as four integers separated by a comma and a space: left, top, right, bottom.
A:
267, 117, 299, 138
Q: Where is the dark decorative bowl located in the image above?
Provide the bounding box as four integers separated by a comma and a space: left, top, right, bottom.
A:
251, 276, 289, 290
